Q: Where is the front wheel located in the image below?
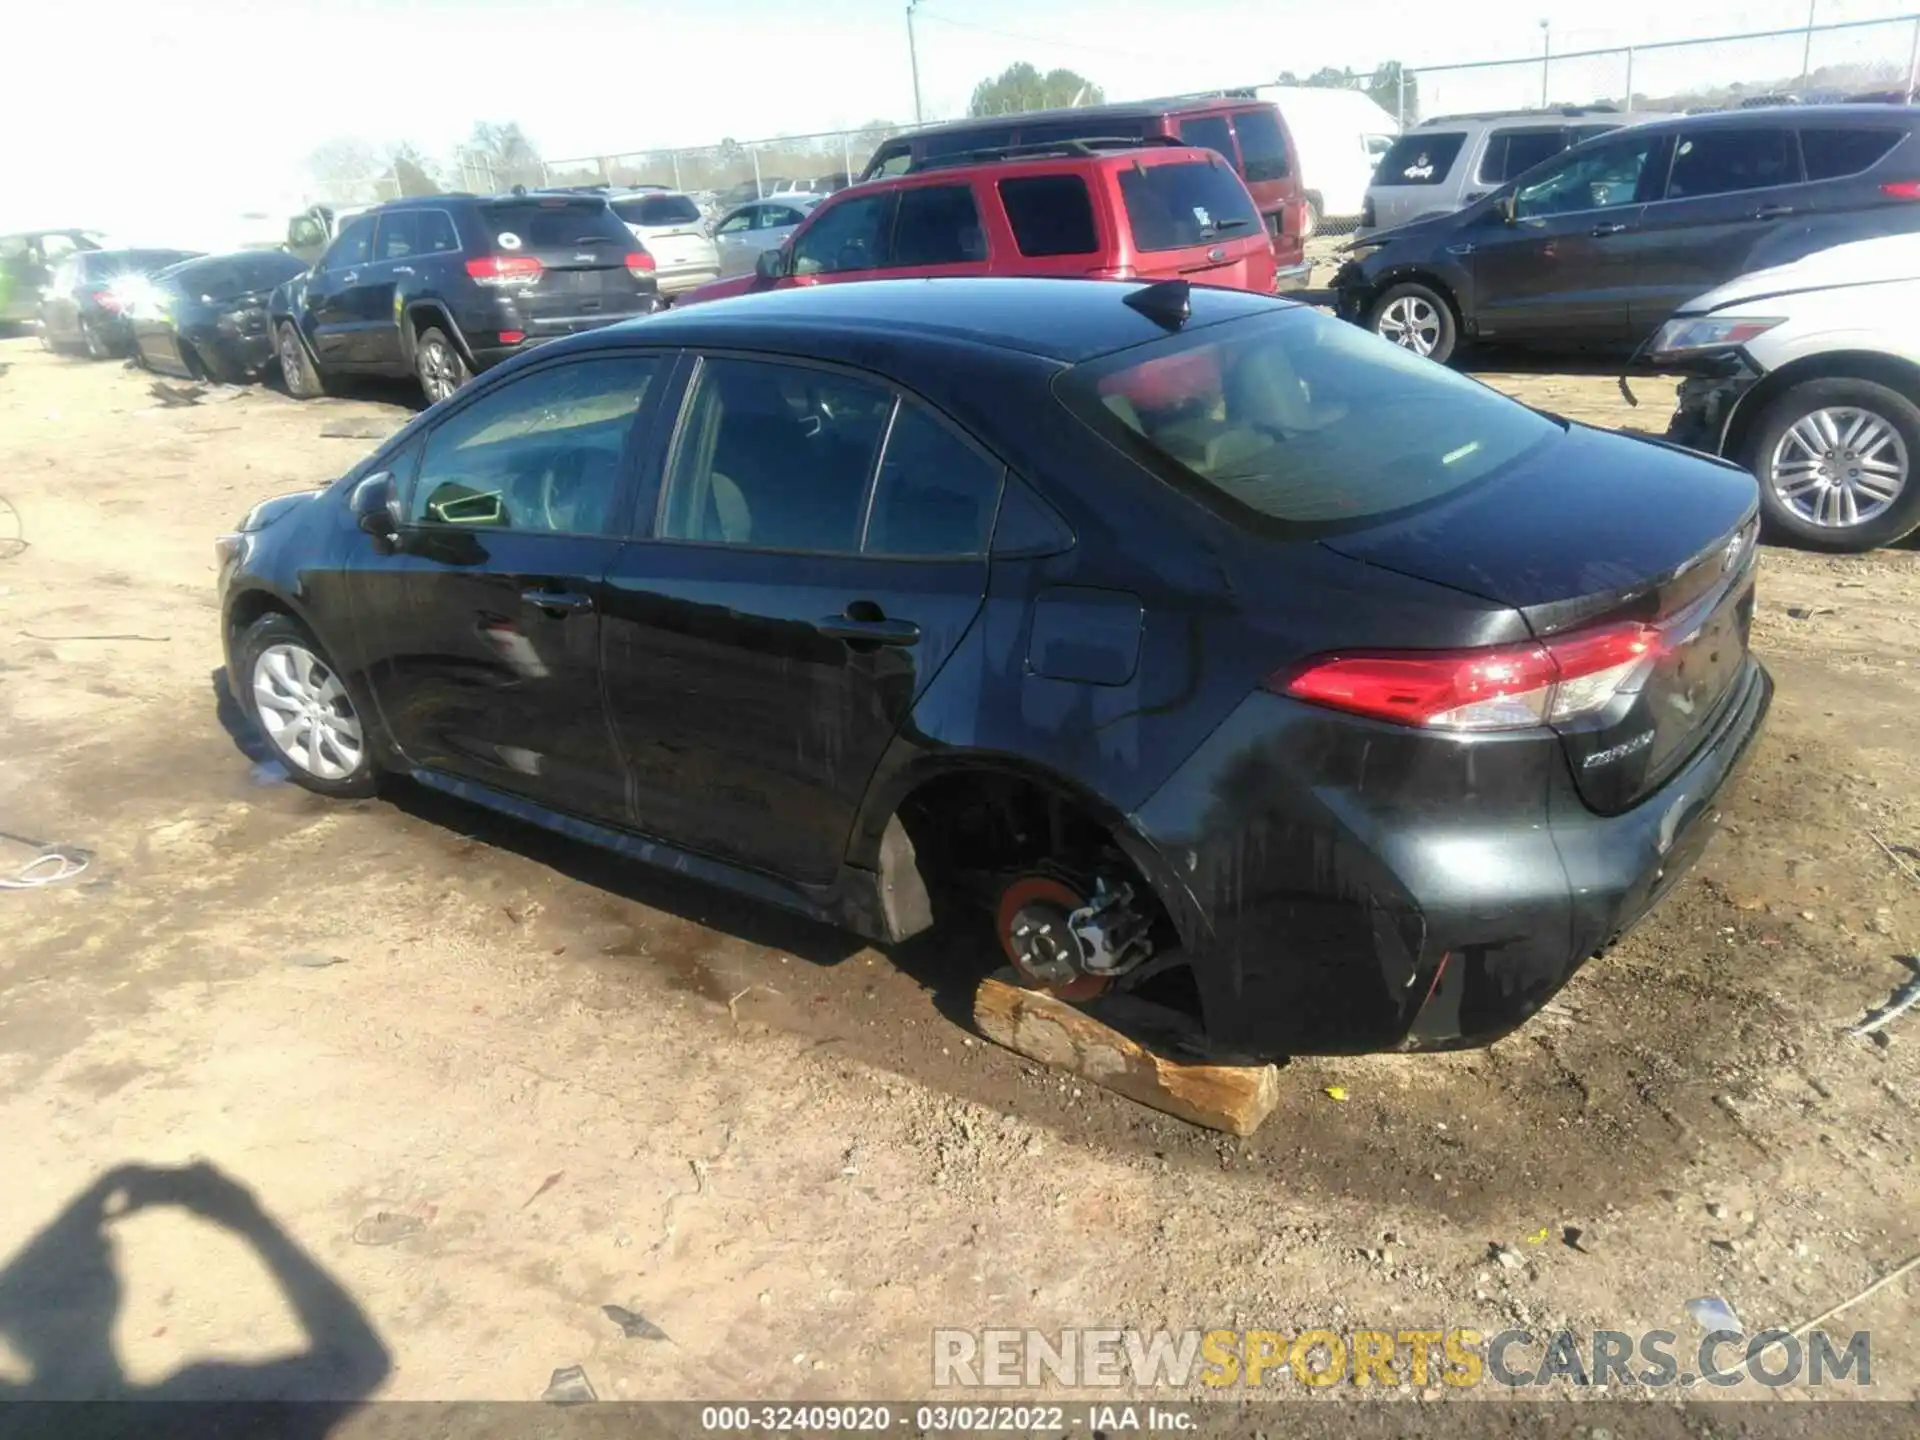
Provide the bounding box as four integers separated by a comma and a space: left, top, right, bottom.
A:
277, 322, 327, 399
1745, 378, 1920, 553
1367, 281, 1457, 364
414, 327, 471, 405
237, 613, 377, 798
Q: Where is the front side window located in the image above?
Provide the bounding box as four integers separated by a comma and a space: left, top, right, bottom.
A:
1059, 307, 1554, 533
792, 193, 893, 275
321, 216, 375, 271
715, 208, 754, 236
408, 357, 660, 534
1512, 133, 1658, 218
659, 358, 892, 553
1233, 107, 1292, 182
999, 175, 1099, 257
1665, 127, 1797, 199
1119, 160, 1259, 252
888, 184, 985, 266
1374, 131, 1466, 186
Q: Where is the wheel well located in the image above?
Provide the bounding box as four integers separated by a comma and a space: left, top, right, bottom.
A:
1726, 350, 1920, 461
1371, 269, 1463, 325
405, 303, 463, 362
225, 588, 295, 653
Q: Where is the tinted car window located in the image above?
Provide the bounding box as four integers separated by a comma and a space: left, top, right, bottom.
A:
659, 358, 891, 553
1061, 308, 1554, 531
478, 199, 628, 250
233, 252, 308, 292
375, 211, 419, 260
999, 175, 1099, 257
922, 125, 1014, 160
1513, 131, 1658, 218
1120, 161, 1259, 251
865, 404, 1002, 557
1799, 126, 1904, 180
1375, 131, 1466, 185
613, 194, 703, 227
1481, 128, 1568, 185
793, 193, 893, 274
761, 205, 806, 229
1233, 107, 1292, 182
415, 209, 460, 254
321, 216, 374, 271
1666, 127, 1797, 198
409, 357, 659, 535
1179, 115, 1237, 164
889, 184, 985, 266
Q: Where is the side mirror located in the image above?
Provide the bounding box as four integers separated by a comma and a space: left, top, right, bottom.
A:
352, 471, 400, 540
754, 246, 787, 281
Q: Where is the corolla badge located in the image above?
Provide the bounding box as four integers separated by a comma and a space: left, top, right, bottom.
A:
1582, 729, 1655, 769
1721, 531, 1745, 573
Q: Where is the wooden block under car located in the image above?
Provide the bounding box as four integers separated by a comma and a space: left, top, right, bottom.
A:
972, 976, 1281, 1137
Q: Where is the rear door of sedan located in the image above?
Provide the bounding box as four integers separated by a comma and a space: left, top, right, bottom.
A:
598, 352, 1004, 883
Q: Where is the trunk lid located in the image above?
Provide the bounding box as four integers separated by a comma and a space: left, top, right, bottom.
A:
1321, 425, 1761, 813
477, 197, 651, 319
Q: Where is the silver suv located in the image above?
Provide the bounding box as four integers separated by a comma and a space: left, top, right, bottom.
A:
608, 190, 721, 298
1363, 108, 1674, 231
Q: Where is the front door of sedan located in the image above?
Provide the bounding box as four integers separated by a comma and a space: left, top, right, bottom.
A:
1466, 129, 1667, 345
599, 355, 1003, 883
344, 352, 668, 824
306, 214, 375, 368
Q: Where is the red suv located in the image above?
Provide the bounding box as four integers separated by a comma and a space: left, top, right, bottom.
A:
679, 143, 1278, 307
859, 97, 1310, 289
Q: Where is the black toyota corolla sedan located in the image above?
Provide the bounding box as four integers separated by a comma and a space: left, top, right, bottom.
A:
131, 250, 310, 383
216, 277, 1771, 1057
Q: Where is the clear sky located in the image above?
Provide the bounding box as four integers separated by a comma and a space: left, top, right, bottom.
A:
7, 0, 1913, 244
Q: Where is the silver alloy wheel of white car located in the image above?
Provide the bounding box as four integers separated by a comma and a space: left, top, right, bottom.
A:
252, 642, 366, 781
1375, 294, 1442, 357
1768, 405, 1910, 530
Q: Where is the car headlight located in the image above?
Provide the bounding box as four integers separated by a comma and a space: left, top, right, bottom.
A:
1648, 315, 1782, 359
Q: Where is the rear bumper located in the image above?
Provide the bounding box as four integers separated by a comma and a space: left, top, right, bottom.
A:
1128, 656, 1772, 1057
655, 265, 721, 296
468, 297, 666, 367
1273, 260, 1314, 293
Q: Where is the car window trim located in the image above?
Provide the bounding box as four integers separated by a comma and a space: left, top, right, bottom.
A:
646, 347, 1007, 561
401, 349, 673, 542
1510, 132, 1669, 220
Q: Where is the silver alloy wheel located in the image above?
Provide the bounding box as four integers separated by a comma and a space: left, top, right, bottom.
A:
278, 326, 310, 393
419, 339, 458, 403
1376, 295, 1441, 356
252, 642, 365, 782
1768, 405, 1909, 529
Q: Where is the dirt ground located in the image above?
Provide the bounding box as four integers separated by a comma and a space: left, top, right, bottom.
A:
1, 332, 1918, 1410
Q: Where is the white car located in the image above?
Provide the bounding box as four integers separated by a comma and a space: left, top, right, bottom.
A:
1653, 232, 1920, 553
607, 190, 720, 299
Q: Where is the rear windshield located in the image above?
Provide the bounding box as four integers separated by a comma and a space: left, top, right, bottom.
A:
612, 194, 703, 227
1119, 160, 1259, 251
166, 252, 306, 301
1232, 107, 1292, 182
1375, 132, 1467, 186
479, 199, 630, 250
1058, 308, 1554, 533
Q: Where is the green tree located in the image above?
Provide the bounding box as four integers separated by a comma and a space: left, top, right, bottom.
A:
968, 62, 1105, 117
1368, 61, 1417, 122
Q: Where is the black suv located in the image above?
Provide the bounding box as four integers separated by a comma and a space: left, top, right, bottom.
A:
270, 192, 663, 404
1333, 105, 1920, 362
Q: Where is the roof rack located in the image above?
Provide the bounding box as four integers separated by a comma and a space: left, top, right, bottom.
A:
908, 135, 1187, 174
1423, 103, 1622, 124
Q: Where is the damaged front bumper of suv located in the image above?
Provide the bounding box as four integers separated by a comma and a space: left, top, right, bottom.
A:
1663, 354, 1762, 457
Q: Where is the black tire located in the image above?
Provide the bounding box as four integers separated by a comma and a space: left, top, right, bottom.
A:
1743, 377, 1920, 553
277, 321, 327, 399
80, 315, 111, 360
413, 326, 471, 406
235, 613, 378, 799
1366, 280, 1458, 364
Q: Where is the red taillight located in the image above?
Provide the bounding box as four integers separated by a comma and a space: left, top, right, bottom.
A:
465, 255, 544, 286
1273, 622, 1659, 732
95, 290, 124, 313
498, 329, 525, 344
1880, 180, 1920, 200
625, 250, 655, 276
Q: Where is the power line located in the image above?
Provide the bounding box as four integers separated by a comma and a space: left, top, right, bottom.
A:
914, 11, 1170, 65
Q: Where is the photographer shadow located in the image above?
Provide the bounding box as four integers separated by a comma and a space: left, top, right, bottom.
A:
0, 1161, 389, 1438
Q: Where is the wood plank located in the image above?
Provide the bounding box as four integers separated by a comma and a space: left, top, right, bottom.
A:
973, 976, 1281, 1137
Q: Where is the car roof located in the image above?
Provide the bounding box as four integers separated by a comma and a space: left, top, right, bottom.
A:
892, 94, 1263, 141
897, 141, 1223, 182
568, 277, 1289, 364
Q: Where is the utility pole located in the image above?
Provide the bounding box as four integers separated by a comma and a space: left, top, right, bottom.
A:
1802, 1, 1816, 82
907, 1, 925, 127
1539, 18, 1551, 108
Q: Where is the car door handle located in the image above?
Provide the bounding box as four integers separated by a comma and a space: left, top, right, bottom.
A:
1751, 204, 1795, 220
392, 265, 414, 275
338, 271, 359, 284
1445, 241, 1476, 256
815, 610, 920, 647
1590, 222, 1629, 237
521, 588, 594, 616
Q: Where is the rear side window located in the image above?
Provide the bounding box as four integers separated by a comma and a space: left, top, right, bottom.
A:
1799, 126, 1905, 180
1119, 161, 1259, 251
375, 212, 419, 260
1481, 128, 1568, 185
415, 210, 460, 253
1179, 115, 1237, 164
1232, 107, 1292, 182
1060, 308, 1553, 532
1666, 127, 1798, 198
613, 194, 703, 227
999, 175, 1099, 257
1375, 132, 1466, 186
480, 199, 629, 250
888, 184, 986, 266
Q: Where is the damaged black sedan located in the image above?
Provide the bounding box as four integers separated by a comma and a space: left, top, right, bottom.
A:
216, 278, 1770, 1056
132, 251, 310, 383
